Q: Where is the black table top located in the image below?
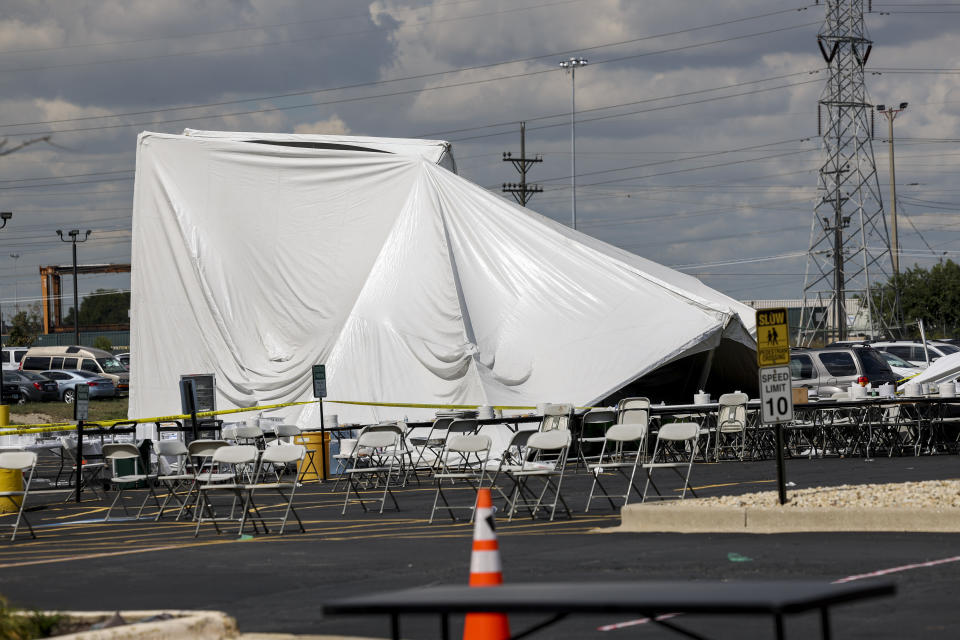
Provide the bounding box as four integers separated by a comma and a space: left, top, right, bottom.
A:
323, 580, 895, 617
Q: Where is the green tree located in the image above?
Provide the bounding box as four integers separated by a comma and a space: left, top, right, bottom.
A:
873, 260, 960, 338
93, 336, 113, 351
63, 289, 130, 326
7, 305, 42, 347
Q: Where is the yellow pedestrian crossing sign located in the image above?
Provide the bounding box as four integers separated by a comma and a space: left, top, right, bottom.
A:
756, 308, 790, 367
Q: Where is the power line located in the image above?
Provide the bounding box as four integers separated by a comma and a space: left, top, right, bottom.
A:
0, 7, 815, 131
0, 0, 590, 76
1, 18, 821, 138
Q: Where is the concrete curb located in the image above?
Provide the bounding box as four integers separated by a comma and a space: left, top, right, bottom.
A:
44, 610, 238, 640
614, 503, 960, 533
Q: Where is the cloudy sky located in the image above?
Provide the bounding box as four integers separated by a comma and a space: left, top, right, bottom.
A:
0, 0, 958, 325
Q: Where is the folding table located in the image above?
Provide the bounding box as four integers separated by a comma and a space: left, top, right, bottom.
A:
323, 579, 895, 640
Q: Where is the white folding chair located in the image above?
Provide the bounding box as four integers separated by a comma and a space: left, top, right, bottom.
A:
616, 397, 651, 426
152, 439, 196, 520
408, 417, 454, 473
341, 425, 406, 514
505, 429, 572, 521
241, 444, 307, 535
642, 422, 700, 502
584, 420, 647, 512
194, 444, 260, 537
59, 436, 106, 501
716, 392, 749, 460
488, 429, 536, 508
540, 404, 573, 432
102, 443, 160, 522
576, 408, 617, 469
429, 433, 492, 524
0, 451, 38, 541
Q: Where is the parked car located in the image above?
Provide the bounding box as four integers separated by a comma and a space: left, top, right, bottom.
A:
870, 341, 960, 368
1, 346, 28, 371
115, 352, 130, 369
3, 370, 59, 403
789, 345, 899, 397
0, 373, 22, 404
20, 346, 129, 395
876, 350, 924, 380
40, 369, 116, 403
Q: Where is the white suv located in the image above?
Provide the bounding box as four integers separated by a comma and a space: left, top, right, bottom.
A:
870, 341, 960, 368
1, 346, 28, 371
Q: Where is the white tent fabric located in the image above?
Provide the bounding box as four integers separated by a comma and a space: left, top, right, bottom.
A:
129, 131, 756, 430
182, 128, 456, 171
906, 351, 960, 386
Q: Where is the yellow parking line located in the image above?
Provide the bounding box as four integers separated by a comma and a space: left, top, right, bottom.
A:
0, 539, 235, 569
685, 479, 776, 491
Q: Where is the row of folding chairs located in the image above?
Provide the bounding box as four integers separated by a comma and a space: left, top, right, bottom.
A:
92, 437, 308, 537
336, 398, 702, 524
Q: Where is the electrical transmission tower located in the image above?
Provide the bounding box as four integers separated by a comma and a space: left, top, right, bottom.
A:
502, 122, 542, 207
799, 0, 896, 345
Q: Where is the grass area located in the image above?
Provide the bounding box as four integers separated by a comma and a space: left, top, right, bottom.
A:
9, 397, 129, 423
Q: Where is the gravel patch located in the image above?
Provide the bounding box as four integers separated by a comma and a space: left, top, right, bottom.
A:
692, 479, 960, 509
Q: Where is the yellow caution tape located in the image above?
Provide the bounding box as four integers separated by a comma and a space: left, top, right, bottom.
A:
1, 397, 598, 436
0, 399, 321, 435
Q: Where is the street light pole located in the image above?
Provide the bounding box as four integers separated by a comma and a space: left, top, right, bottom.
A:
0, 212, 13, 410
559, 56, 587, 230
57, 229, 91, 345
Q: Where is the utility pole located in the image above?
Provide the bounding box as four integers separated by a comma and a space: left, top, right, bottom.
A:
57, 229, 91, 346
502, 122, 543, 207
876, 102, 907, 276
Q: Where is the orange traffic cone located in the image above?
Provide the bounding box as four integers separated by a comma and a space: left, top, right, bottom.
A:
463, 488, 510, 640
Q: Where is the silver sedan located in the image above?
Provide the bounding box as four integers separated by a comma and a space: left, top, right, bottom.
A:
40, 369, 116, 403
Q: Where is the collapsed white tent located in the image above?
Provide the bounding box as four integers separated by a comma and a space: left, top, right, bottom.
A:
129, 130, 757, 429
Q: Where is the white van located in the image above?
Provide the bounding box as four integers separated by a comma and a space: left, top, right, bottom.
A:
20, 346, 129, 396
1, 346, 28, 371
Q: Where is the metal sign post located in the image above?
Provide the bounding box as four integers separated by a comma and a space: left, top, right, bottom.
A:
756, 308, 793, 505
312, 364, 328, 481
179, 378, 199, 441
73, 384, 90, 503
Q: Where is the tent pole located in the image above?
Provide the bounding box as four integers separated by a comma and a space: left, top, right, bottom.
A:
696, 348, 716, 391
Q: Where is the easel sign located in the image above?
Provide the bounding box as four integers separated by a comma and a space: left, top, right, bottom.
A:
312, 364, 327, 399
74, 383, 90, 422
312, 363, 328, 481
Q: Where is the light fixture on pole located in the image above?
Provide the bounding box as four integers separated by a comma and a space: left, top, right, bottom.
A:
9, 253, 19, 315
56, 229, 91, 346
559, 56, 587, 230
876, 102, 908, 277
0, 212, 12, 409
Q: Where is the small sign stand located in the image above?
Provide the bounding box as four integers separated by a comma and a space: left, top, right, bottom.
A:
312, 364, 328, 482
756, 308, 793, 505
73, 384, 90, 504
179, 378, 200, 442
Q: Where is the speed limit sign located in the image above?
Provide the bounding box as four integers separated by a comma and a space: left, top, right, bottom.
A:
759, 365, 793, 423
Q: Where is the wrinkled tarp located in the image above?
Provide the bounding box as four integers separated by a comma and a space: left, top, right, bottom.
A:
129, 131, 757, 430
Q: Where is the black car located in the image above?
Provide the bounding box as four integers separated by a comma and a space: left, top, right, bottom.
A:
0, 373, 23, 404
4, 370, 59, 403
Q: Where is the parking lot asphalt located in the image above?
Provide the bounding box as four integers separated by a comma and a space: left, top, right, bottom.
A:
1, 455, 958, 639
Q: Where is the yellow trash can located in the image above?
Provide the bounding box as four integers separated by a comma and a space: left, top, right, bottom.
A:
0, 404, 18, 513
295, 430, 330, 482
0, 468, 23, 513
